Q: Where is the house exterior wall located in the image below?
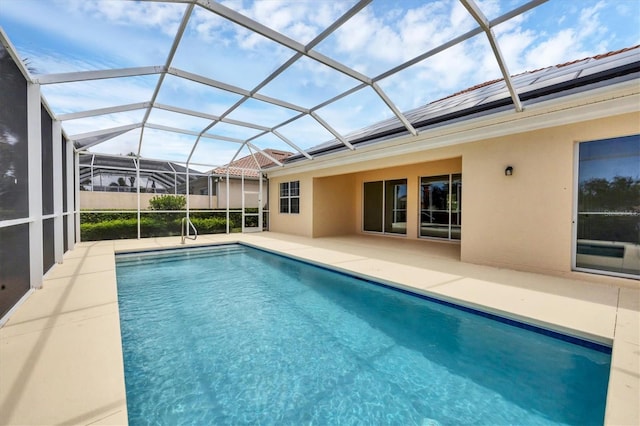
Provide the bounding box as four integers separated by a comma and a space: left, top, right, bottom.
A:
268, 111, 640, 280
80, 178, 268, 210
313, 174, 357, 237
462, 112, 639, 275
215, 179, 267, 210
268, 174, 314, 237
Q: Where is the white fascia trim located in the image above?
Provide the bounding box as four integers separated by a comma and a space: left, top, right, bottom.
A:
267, 80, 640, 178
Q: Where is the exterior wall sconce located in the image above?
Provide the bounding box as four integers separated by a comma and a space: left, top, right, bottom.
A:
505, 166, 514, 176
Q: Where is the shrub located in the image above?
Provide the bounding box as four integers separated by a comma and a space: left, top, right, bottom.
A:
190, 216, 234, 234
81, 218, 139, 240
79, 209, 240, 240
81, 211, 136, 224
148, 194, 186, 211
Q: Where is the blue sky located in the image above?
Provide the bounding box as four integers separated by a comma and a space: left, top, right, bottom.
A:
1, 0, 639, 170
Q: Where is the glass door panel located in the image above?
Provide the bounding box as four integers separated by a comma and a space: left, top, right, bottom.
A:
363, 181, 383, 232
451, 174, 462, 240
384, 179, 407, 234
420, 176, 451, 238
576, 135, 640, 277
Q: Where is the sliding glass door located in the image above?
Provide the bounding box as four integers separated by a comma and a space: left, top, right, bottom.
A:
420, 174, 461, 240
363, 179, 407, 235
363, 181, 383, 232
576, 135, 639, 278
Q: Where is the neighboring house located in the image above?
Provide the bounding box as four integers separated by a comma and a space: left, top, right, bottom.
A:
78, 154, 211, 210
265, 46, 640, 280
205, 149, 293, 210
79, 149, 293, 210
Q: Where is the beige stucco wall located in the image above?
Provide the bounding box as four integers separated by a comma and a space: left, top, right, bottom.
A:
80, 178, 268, 210
80, 192, 214, 210
268, 174, 314, 237
268, 111, 640, 278
461, 113, 639, 274
313, 174, 357, 237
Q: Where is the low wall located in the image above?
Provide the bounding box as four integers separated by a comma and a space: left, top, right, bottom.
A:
80, 192, 214, 210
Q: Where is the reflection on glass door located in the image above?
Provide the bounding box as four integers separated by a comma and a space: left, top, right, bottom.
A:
363, 179, 407, 235
385, 179, 407, 234
420, 174, 461, 240
576, 135, 640, 278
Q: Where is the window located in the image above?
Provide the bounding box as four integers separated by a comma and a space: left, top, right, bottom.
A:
363, 179, 407, 234
420, 174, 461, 240
575, 135, 639, 278
280, 181, 300, 214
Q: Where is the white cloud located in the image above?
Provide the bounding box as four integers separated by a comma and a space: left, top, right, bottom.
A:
69, 0, 185, 37
3, 0, 635, 165
219, 0, 351, 45
41, 75, 158, 114
522, 1, 610, 70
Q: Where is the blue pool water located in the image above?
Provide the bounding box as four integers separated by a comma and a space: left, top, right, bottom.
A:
115, 244, 611, 425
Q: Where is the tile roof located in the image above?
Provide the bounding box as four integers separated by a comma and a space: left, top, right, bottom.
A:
212, 149, 293, 177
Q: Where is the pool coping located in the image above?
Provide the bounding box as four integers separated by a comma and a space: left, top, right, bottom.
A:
1, 232, 638, 425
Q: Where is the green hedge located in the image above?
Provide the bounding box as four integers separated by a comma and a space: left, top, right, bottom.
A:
80, 212, 238, 241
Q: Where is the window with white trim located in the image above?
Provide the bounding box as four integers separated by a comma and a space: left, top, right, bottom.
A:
279, 181, 300, 214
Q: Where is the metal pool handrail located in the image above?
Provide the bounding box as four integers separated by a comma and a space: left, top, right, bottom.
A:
181, 217, 198, 244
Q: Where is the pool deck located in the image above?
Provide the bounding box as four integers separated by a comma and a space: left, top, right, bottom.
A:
1, 232, 638, 425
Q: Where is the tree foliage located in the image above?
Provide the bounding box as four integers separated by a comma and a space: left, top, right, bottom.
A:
579, 176, 640, 212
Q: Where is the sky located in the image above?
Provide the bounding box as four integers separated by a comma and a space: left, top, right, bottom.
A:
1, 0, 639, 170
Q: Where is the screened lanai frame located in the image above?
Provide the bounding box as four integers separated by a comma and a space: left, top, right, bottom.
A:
77, 150, 269, 237
1, 0, 554, 242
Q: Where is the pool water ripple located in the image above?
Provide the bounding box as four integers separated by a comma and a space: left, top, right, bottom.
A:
116, 245, 610, 425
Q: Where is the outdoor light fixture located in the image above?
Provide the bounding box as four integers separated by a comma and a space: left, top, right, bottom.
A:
505, 166, 514, 176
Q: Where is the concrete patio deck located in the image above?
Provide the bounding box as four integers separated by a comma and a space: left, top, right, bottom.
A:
1, 232, 638, 425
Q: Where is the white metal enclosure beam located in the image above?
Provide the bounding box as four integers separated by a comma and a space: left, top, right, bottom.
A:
65, 137, 75, 250
137, 2, 195, 157
194, 0, 426, 150
71, 123, 143, 149
195, 0, 372, 84
246, 144, 283, 167
52, 120, 64, 263
27, 83, 43, 289
146, 123, 244, 143
187, 0, 373, 166
460, 0, 523, 112
374, 0, 548, 84
58, 102, 150, 121
154, 103, 270, 131
34, 66, 164, 85
0, 27, 34, 82
6, 0, 556, 179
372, 82, 418, 137
272, 130, 313, 160
310, 112, 355, 150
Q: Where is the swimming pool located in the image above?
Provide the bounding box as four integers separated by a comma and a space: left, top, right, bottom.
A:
115, 244, 611, 425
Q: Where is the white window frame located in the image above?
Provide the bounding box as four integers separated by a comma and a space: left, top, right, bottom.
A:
279, 181, 300, 214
